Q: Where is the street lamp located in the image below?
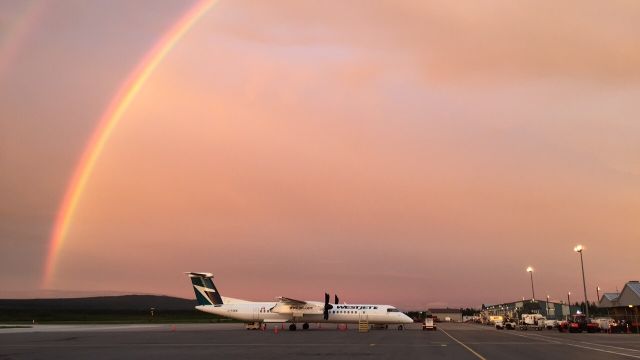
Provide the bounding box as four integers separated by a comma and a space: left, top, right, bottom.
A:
526, 267, 536, 301
574, 245, 589, 318
630, 305, 639, 335
547, 295, 550, 318
567, 291, 571, 317
597, 286, 601, 303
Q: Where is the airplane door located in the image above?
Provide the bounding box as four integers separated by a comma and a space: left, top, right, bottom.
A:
254, 306, 265, 321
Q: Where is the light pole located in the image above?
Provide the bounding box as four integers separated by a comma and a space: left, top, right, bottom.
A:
597, 286, 601, 303
526, 266, 535, 301
567, 291, 571, 317
631, 305, 639, 335
547, 295, 550, 318
574, 245, 589, 318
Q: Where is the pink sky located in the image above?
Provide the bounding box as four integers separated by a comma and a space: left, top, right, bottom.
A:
1, 0, 639, 308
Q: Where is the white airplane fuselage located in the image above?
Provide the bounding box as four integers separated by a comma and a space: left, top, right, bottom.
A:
196, 297, 413, 325
186, 272, 413, 326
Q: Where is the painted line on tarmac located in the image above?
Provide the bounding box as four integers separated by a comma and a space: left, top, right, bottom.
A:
501, 331, 640, 359
13, 325, 165, 332
500, 331, 562, 344
439, 328, 487, 360
558, 337, 639, 353
465, 342, 561, 345
1, 343, 452, 348
547, 337, 640, 353
513, 332, 640, 353
565, 343, 640, 359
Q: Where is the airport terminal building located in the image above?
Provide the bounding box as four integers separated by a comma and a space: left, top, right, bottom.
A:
597, 281, 640, 321
428, 308, 463, 322
483, 299, 577, 320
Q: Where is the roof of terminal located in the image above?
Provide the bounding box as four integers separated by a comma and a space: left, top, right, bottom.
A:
602, 293, 620, 301
627, 281, 640, 297
429, 308, 462, 313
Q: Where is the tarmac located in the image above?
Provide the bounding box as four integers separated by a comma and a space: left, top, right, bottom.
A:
1, 322, 640, 359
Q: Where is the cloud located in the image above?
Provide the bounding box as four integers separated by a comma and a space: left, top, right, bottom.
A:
211, 0, 640, 83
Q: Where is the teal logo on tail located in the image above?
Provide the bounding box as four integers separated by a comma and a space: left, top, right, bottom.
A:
186, 272, 223, 305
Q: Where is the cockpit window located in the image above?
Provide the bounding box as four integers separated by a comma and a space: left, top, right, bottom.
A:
387, 308, 399, 312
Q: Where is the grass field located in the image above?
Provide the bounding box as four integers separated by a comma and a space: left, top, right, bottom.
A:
0, 310, 233, 324
0, 295, 234, 324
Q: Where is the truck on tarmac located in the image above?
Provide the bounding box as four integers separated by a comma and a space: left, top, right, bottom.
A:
504, 319, 517, 330
489, 315, 504, 325
423, 316, 437, 331
544, 319, 558, 330
519, 314, 546, 330
495, 319, 517, 330
558, 314, 601, 333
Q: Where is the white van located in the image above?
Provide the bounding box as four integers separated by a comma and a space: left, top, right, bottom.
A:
423, 317, 437, 331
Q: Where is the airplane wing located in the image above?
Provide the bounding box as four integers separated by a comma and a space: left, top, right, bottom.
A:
271, 297, 324, 315
275, 296, 307, 305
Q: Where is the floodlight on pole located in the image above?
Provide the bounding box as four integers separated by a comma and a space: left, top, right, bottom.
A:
630, 305, 639, 335
574, 244, 589, 318
526, 266, 535, 301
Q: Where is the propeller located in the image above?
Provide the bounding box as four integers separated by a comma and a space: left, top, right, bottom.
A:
335, 295, 339, 305
323, 293, 333, 320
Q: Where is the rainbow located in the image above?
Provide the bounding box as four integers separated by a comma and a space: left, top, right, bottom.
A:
42, 0, 216, 288
0, 0, 48, 79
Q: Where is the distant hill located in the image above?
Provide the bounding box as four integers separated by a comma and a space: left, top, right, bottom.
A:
0, 295, 196, 312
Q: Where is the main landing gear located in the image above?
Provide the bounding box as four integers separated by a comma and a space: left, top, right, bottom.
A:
397, 325, 404, 330
289, 323, 310, 331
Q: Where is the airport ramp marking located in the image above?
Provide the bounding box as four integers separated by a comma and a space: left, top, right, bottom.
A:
1, 343, 457, 348
498, 331, 562, 344
439, 328, 487, 360
465, 342, 563, 345
506, 332, 640, 353
537, 335, 640, 353
501, 331, 640, 359
563, 343, 640, 359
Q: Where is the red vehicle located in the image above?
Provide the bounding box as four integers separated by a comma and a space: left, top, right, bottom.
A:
586, 321, 600, 333
558, 314, 599, 333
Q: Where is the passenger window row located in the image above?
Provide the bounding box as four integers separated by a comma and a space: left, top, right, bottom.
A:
331, 310, 366, 314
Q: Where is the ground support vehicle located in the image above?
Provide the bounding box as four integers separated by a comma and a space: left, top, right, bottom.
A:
245, 322, 262, 330
423, 317, 437, 331
519, 314, 545, 331
544, 319, 558, 330
558, 314, 598, 333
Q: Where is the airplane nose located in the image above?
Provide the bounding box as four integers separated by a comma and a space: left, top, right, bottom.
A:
402, 314, 413, 324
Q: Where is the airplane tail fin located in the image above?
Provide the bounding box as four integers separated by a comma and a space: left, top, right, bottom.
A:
186, 272, 223, 306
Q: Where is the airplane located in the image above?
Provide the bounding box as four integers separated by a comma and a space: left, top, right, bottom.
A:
186, 272, 414, 331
